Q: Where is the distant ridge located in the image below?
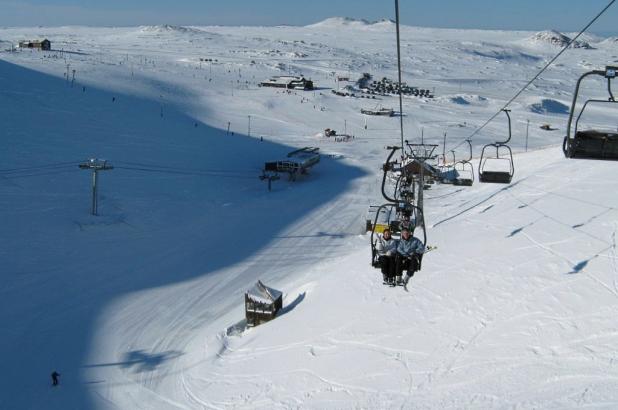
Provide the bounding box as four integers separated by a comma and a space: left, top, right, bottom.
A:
527, 30, 593, 49
139, 24, 206, 34
306, 17, 395, 29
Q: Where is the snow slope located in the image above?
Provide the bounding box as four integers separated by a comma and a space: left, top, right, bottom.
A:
2, 21, 618, 409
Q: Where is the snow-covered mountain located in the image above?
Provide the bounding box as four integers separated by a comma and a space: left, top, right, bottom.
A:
307, 17, 395, 30
527, 29, 594, 49
2, 20, 618, 410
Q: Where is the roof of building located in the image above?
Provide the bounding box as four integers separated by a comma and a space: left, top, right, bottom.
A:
246, 280, 282, 304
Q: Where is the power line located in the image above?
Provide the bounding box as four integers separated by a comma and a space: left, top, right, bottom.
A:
1, 168, 75, 179
114, 166, 256, 179
114, 160, 255, 175
466, 0, 616, 143
0, 161, 79, 174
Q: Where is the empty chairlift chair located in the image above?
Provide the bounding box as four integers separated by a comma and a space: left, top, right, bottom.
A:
454, 139, 474, 186
479, 109, 514, 184
563, 65, 618, 160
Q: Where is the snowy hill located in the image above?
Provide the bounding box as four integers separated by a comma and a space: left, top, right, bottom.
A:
307, 17, 395, 30
139, 24, 204, 34
2, 21, 618, 409
527, 29, 593, 49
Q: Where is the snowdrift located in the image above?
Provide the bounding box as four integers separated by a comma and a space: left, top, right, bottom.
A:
528, 98, 570, 115
440, 94, 489, 106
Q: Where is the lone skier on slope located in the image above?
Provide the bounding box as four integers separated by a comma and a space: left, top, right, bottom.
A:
51, 371, 60, 386
394, 227, 425, 287
375, 228, 398, 284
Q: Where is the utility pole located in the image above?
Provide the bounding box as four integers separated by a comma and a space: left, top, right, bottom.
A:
344, 119, 347, 135
442, 132, 447, 166
78, 159, 113, 216
525, 119, 530, 152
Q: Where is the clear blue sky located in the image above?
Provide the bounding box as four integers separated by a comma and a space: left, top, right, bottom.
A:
1, 0, 617, 34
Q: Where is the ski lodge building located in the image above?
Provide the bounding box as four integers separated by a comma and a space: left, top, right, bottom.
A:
259, 75, 314, 90
18, 39, 51, 51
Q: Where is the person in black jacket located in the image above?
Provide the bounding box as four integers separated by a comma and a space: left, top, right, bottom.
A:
51, 371, 60, 386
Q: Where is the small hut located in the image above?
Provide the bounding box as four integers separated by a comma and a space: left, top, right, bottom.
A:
245, 280, 283, 327
19, 39, 51, 51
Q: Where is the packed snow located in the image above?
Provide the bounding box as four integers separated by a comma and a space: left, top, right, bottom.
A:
2, 17, 618, 409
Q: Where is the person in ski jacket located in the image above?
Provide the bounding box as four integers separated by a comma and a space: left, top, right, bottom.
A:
399, 215, 415, 232
395, 227, 425, 285
51, 371, 60, 386
376, 229, 398, 283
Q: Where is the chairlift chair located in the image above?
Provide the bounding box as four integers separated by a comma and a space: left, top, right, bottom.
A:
479, 109, 514, 183
437, 150, 456, 183
563, 66, 618, 159
454, 139, 474, 186
370, 202, 426, 269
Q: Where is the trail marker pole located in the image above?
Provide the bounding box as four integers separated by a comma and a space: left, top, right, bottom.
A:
79, 159, 113, 216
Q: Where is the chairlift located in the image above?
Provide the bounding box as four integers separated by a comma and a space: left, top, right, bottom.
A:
454, 139, 474, 186
479, 109, 514, 184
563, 65, 618, 159
380, 146, 404, 203
370, 202, 426, 269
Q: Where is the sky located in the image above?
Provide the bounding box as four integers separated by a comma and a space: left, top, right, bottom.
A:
0, 0, 617, 35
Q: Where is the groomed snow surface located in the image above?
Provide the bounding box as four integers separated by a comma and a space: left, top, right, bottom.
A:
2, 19, 618, 409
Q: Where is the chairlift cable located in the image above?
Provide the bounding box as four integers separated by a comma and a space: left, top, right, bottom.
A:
465, 0, 616, 143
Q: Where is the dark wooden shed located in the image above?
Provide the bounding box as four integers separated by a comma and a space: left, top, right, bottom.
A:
245, 281, 283, 327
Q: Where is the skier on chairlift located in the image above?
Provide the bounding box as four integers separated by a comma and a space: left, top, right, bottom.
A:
394, 227, 425, 287
375, 228, 398, 284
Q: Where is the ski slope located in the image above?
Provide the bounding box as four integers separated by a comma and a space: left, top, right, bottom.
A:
1, 19, 618, 409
